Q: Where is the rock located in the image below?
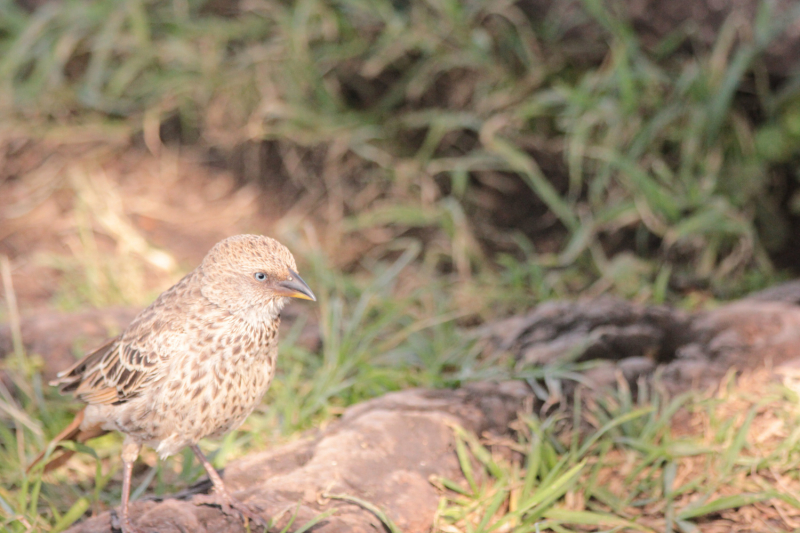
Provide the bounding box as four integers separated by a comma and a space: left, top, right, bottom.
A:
478, 295, 800, 394
65, 384, 530, 533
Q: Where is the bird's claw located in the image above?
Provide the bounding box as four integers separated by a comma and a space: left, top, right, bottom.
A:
194, 492, 268, 529
110, 508, 146, 533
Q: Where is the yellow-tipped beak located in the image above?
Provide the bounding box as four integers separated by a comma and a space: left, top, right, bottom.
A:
274, 269, 316, 301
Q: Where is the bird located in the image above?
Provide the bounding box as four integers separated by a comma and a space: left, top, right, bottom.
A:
28, 234, 316, 533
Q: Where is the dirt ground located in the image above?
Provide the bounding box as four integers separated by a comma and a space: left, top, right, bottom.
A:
0, 133, 290, 311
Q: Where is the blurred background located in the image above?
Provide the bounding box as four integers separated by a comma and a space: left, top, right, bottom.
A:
2, 0, 800, 530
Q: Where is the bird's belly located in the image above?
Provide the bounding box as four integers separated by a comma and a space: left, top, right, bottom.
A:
113, 351, 277, 457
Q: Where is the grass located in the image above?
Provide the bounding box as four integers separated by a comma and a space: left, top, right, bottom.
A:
2, 0, 800, 301
3, 0, 800, 531
433, 374, 800, 532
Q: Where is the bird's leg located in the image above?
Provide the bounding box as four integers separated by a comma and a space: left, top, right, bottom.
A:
115, 440, 143, 533
190, 444, 268, 529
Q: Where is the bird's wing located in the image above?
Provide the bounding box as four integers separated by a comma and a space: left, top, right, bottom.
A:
51, 336, 161, 405
52, 271, 200, 405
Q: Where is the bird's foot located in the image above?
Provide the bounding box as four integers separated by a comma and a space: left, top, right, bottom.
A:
194, 491, 268, 530
110, 509, 145, 533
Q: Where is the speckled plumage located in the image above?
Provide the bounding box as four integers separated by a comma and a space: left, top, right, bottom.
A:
34, 234, 316, 533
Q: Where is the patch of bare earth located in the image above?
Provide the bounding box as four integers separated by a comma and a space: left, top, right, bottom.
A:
0, 132, 293, 312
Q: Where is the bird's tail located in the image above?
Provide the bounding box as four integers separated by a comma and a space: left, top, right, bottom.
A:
27, 408, 107, 474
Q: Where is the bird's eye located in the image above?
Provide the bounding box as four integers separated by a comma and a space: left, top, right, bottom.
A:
254, 272, 267, 282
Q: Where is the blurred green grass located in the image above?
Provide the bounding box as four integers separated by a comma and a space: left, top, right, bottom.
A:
2, 0, 800, 300
4, 0, 800, 530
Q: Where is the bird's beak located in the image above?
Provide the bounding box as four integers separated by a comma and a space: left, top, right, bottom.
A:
274, 269, 316, 301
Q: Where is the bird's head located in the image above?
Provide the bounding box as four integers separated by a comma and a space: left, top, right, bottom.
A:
199, 234, 316, 322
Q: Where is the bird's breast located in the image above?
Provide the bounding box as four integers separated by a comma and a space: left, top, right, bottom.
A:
124, 318, 281, 453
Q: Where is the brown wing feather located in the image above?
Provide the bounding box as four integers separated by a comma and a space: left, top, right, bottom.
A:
51, 270, 198, 405
52, 338, 117, 393
51, 338, 156, 405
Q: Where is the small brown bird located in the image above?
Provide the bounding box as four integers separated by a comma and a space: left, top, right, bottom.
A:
29, 234, 316, 533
